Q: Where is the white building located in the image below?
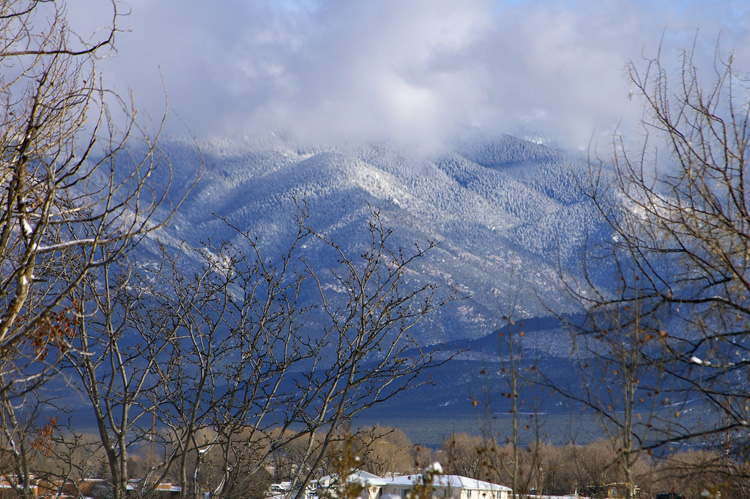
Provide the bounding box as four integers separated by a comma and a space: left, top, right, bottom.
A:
382, 474, 510, 499
317, 470, 387, 499
316, 470, 510, 499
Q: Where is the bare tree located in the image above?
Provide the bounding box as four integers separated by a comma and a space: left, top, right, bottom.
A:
568, 39, 750, 496
440, 432, 486, 479
0, 382, 61, 498
0, 0, 174, 362
288, 209, 452, 498
64, 206, 452, 499
473, 306, 545, 498
64, 248, 182, 499
0, 1, 182, 497
352, 425, 414, 477
537, 293, 662, 499
145, 224, 313, 499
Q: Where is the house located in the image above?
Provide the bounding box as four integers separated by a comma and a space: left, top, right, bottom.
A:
316, 470, 510, 499
318, 470, 387, 499
381, 474, 510, 499
144, 481, 183, 498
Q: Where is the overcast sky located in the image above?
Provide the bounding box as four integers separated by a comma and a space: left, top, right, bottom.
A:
72, 0, 750, 154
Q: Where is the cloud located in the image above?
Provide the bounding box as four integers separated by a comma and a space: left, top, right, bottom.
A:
72, 0, 750, 153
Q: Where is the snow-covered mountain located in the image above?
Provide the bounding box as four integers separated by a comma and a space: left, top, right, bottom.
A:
144, 134, 609, 346
81, 135, 710, 446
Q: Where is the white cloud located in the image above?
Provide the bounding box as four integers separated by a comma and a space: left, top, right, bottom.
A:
70, 0, 750, 153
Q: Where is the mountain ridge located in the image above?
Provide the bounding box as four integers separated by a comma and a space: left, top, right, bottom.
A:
145, 134, 607, 346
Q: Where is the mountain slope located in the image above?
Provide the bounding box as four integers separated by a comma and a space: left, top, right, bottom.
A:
144, 135, 608, 346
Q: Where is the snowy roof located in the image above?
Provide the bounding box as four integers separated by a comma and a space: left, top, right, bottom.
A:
352, 470, 385, 481
319, 470, 388, 487
318, 470, 510, 493
385, 474, 511, 492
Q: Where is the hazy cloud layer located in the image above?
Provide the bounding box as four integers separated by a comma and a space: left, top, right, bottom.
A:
74, 0, 750, 153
